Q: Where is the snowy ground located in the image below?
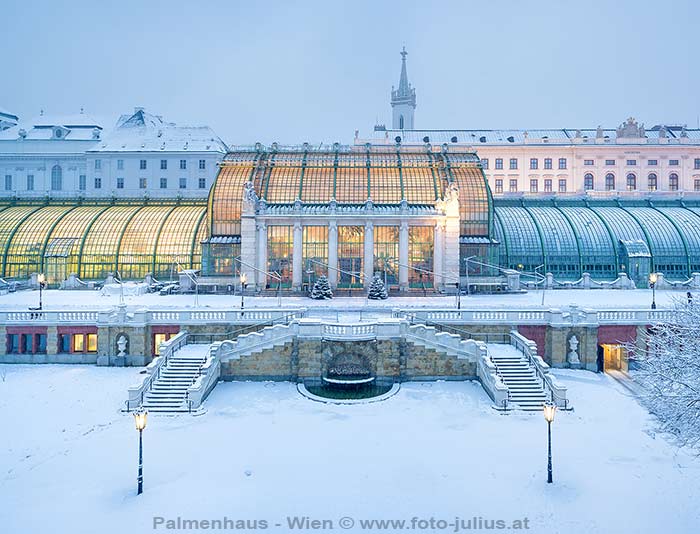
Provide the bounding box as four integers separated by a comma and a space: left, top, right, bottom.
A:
1, 366, 698, 534
0, 287, 688, 310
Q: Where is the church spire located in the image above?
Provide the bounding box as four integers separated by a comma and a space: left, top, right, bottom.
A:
391, 47, 416, 130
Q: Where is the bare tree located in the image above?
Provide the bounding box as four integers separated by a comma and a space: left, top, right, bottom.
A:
627, 299, 700, 448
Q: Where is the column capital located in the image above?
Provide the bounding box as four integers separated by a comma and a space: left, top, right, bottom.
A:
400, 221, 409, 231
294, 221, 303, 232
256, 222, 267, 232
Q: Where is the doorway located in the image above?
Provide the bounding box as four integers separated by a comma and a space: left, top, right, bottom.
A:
599, 344, 628, 373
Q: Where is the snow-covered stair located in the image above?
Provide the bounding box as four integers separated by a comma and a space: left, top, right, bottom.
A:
142, 344, 209, 413
488, 344, 547, 411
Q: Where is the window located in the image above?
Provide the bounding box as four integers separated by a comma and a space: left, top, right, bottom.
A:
669, 173, 679, 191
198, 178, 206, 189
509, 158, 518, 170
116, 177, 124, 189
495, 158, 503, 170
694, 158, 700, 170
399, 115, 404, 129
626, 159, 637, 166
530, 179, 538, 192
509, 179, 518, 192
647, 159, 658, 166
4, 174, 11, 191
544, 158, 553, 169
669, 159, 679, 166
94, 177, 102, 189
199, 159, 206, 170
51, 165, 62, 191
605, 173, 615, 190
160, 178, 168, 189
584, 173, 594, 190
626, 173, 637, 191
480, 158, 489, 169
584, 159, 594, 166
140, 159, 147, 170
605, 159, 615, 166
558, 179, 567, 192
558, 158, 567, 170
160, 159, 168, 170
648, 173, 657, 191
544, 179, 552, 192
530, 158, 538, 170
495, 179, 503, 193
73, 334, 84, 352
117, 159, 124, 170
26, 174, 34, 191
695, 179, 700, 191
139, 178, 147, 189
79, 174, 86, 191
180, 159, 187, 170
179, 178, 187, 189
94, 159, 101, 170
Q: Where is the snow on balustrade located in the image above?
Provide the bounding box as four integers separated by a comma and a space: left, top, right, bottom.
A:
322, 323, 377, 339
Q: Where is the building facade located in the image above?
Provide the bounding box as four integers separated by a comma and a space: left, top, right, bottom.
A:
0, 107, 227, 200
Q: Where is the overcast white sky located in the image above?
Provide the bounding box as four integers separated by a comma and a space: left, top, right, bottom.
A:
2, 0, 699, 145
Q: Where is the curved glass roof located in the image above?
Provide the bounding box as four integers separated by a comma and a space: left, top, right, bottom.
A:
0, 201, 206, 281
208, 146, 489, 237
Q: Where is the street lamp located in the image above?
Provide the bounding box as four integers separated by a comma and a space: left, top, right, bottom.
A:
240, 272, 248, 310
133, 409, 148, 495
543, 402, 556, 484
649, 273, 658, 310
36, 273, 46, 311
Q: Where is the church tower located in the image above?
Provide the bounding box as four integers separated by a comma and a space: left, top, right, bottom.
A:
391, 47, 416, 130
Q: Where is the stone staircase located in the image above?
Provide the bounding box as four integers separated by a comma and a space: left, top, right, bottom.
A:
488, 344, 547, 411
141, 344, 209, 412
215, 323, 295, 361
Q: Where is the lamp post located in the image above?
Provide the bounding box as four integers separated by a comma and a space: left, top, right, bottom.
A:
240, 273, 247, 310
464, 255, 476, 297
133, 409, 148, 495
543, 402, 556, 484
37, 273, 46, 310
649, 273, 657, 310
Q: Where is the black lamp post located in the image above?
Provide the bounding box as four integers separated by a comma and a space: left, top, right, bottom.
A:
37, 273, 46, 310
133, 410, 148, 495
649, 273, 657, 310
543, 402, 556, 483
240, 273, 247, 310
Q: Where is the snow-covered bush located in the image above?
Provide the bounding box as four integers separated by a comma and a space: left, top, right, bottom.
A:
627, 298, 700, 448
310, 275, 333, 300
367, 275, 388, 300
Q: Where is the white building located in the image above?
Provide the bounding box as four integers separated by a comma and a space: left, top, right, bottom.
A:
0, 107, 227, 199
359, 52, 700, 196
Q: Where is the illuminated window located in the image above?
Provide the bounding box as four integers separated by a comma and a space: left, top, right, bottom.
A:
374, 226, 399, 287
337, 226, 364, 289
302, 226, 328, 289
408, 226, 433, 288
268, 226, 294, 288
73, 334, 85, 353
495, 179, 503, 193
153, 333, 168, 356
87, 334, 97, 353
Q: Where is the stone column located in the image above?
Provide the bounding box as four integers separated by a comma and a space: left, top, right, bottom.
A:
292, 221, 303, 291
256, 222, 267, 290
46, 326, 58, 355
433, 222, 445, 289
364, 221, 374, 289
399, 221, 409, 292
328, 221, 338, 289
239, 215, 256, 286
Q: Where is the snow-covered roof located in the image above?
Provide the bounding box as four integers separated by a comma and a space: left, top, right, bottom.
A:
91, 107, 227, 154
0, 107, 19, 121
0, 111, 103, 142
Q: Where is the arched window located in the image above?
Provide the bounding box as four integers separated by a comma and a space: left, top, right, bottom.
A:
605, 173, 615, 191
584, 173, 594, 190
51, 165, 62, 191
399, 115, 404, 129
669, 172, 679, 191
648, 173, 657, 191
626, 173, 637, 191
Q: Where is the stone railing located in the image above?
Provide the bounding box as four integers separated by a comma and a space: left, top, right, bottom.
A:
0, 310, 100, 324
125, 331, 189, 411
477, 351, 509, 409
185, 344, 221, 412
509, 330, 568, 409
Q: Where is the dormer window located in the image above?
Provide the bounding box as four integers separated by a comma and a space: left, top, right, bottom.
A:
54, 128, 63, 138
52, 126, 69, 139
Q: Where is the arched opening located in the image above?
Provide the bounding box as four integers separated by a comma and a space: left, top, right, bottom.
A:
626, 173, 637, 191
605, 173, 615, 191
648, 173, 657, 191
669, 172, 679, 191
51, 165, 63, 191
584, 173, 594, 191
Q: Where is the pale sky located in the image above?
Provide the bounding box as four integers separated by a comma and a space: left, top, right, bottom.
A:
2, 0, 699, 145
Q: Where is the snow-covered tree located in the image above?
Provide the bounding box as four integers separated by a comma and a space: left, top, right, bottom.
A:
310, 275, 333, 300
626, 298, 700, 448
367, 275, 388, 300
